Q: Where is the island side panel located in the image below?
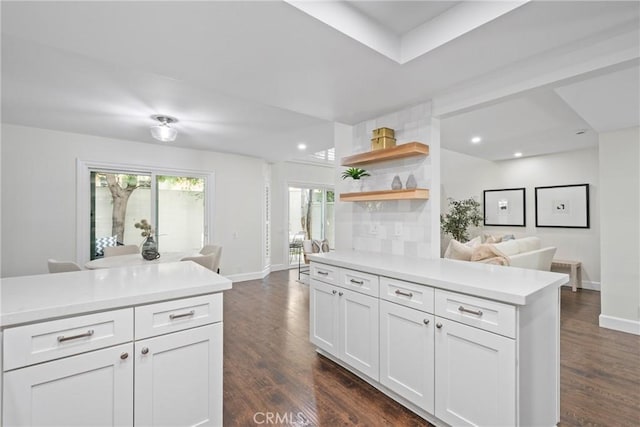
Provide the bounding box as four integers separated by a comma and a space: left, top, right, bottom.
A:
517, 285, 560, 426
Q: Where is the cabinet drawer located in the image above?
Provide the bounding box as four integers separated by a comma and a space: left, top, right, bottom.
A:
310, 263, 339, 285
135, 294, 222, 340
339, 269, 379, 297
3, 308, 133, 371
435, 290, 516, 338
380, 277, 434, 314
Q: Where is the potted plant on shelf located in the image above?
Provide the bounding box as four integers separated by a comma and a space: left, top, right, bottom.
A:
341, 167, 371, 192
440, 197, 483, 242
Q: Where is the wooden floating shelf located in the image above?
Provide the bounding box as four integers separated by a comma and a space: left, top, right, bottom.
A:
340, 188, 429, 202
341, 142, 429, 166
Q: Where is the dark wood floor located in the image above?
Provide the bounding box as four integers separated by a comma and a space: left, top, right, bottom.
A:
223, 270, 640, 426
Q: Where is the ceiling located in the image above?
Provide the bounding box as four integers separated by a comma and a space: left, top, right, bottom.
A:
1, 1, 638, 162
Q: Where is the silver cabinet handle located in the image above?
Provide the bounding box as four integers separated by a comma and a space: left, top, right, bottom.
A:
141, 347, 149, 355
317, 271, 329, 276
395, 289, 413, 298
332, 290, 337, 295
350, 279, 364, 285
436, 323, 443, 329
338, 292, 344, 296
458, 306, 483, 316
120, 352, 129, 360
169, 310, 195, 320
423, 319, 430, 325
57, 329, 94, 342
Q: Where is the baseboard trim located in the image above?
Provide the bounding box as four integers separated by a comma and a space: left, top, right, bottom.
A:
225, 264, 304, 282
225, 268, 269, 283
269, 263, 290, 272
599, 314, 640, 335
561, 280, 600, 291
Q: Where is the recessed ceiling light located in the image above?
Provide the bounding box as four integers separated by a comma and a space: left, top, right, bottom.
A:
297, 143, 307, 150
471, 136, 482, 144
514, 152, 523, 158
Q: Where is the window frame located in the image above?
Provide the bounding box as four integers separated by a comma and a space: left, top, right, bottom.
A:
76, 159, 215, 266
285, 181, 335, 267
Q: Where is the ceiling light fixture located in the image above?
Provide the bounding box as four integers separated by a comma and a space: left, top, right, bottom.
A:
514, 152, 523, 158
150, 115, 178, 142
471, 136, 482, 144
297, 143, 307, 150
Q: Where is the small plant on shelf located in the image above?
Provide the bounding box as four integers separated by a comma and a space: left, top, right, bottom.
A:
341, 167, 370, 180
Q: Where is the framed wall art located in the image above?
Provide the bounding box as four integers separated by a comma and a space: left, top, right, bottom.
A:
535, 183, 590, 228
483, 188, 526, 227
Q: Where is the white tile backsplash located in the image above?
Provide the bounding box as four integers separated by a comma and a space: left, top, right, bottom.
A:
346, 102, 435, 258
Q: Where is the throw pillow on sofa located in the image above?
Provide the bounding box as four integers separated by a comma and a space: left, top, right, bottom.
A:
311, 239, 330, 253
492, 239, 521, 256
444, 236, 482, 261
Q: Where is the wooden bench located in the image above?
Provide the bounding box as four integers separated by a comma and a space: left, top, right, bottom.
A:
551, 259, 582, 292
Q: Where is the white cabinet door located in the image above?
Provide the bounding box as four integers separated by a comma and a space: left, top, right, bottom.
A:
339, 288, 379, 381
380, 301, 434, 412
3, 343, 133, 427
135, 323, 222, 427
310, 279, 339, 356
435, 317, 516, 427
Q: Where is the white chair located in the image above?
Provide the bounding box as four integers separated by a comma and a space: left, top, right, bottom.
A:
47, 259, 82, 273
200, 245, 222, 273
181, 253, 216, 271
289, 231, 305, 263
103, 245, 139, 257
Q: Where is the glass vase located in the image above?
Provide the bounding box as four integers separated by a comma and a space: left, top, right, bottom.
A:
141, 236, 160, 260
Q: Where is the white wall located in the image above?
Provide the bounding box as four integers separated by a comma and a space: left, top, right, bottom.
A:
270, 160, 334, 270
599, 127, 639, 335
1, 124, 266, 279
338, 102, 441, 258
441, 147, 601, 287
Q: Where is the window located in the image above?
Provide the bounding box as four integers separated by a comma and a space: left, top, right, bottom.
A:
79, 161, 213, 263
288, 185, 334, 265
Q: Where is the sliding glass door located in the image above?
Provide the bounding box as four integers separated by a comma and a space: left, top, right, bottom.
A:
288, 185, 334, 266
90, 170, 207, 259
157, 175, 205, 253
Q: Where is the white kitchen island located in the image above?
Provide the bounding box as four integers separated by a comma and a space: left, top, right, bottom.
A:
308, 250, 568, 427
0, 261, 232, 427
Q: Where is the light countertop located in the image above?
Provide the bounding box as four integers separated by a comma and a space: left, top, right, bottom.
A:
0, 262, 232, 328
309, 250, 568, 305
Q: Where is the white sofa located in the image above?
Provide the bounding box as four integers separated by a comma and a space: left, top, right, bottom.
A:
492, 237, 557, 271
444, 236, 557, 271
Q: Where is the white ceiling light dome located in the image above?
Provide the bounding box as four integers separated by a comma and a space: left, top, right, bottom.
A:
150, 115, 178, 142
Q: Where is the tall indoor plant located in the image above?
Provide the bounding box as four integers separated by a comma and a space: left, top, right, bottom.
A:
440, 197, 483, 242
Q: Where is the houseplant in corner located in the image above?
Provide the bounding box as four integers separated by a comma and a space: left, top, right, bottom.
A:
341, 167, 371, 192
440, 197, 483, 243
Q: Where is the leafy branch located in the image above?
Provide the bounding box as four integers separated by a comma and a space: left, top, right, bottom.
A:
440, 198, 483, 242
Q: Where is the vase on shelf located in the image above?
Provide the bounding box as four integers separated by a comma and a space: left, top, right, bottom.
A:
350, 180, 363, 192
391, 175, 402, 190
406, 173, 417, 189
141, 236, 160, 260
